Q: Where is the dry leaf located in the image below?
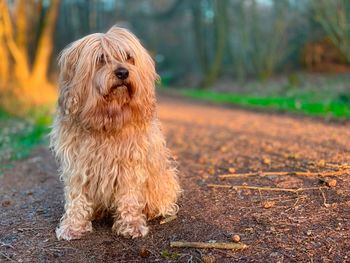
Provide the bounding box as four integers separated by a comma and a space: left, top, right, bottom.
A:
262, 201, 275, 209
139, 247, 151, 258
202, 255, 216, 263
263, 158, 271, 165
318, 159, 326, 167
228, 167, 236, 173
326, 179, 337, 188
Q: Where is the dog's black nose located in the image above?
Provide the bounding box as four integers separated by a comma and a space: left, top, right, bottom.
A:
114, 67, 129, 80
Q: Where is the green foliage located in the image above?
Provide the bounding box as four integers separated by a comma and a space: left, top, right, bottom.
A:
182, 89, 350, 118
179, 75, 350, 118
0, 108, 51, 174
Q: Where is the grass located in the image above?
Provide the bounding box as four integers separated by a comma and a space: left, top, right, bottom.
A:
171, 74, 350, 118
180, 89, 350, 118
0, 109, 51, 174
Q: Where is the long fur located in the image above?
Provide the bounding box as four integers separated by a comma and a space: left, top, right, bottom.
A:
50, 26, 181, 240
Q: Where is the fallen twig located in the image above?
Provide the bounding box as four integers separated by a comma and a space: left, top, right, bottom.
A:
0, 242, 14, 249
0, 251, 17, 262
319, 188, 330, 207
160, 215, 177, 225
251, 195, 307, 203
208, 184, 327, 193
219, 170, 349, 180
170, 241, 247, 250
48, 247, 78, 251
309, 161, 350, 170
327, 164, 350, 170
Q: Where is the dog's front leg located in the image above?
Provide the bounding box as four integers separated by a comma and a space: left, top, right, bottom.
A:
56, 189, 94, 240
112, 182, 148, 238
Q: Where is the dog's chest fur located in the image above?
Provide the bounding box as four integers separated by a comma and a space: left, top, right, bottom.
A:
52, 120, 158, 208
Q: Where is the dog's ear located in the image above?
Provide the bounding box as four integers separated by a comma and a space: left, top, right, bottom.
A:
57, 86, 79, 116
57, 40, 83, 115
58, 39, 85, 84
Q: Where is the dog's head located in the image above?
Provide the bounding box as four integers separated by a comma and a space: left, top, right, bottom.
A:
58, 26, 158, 131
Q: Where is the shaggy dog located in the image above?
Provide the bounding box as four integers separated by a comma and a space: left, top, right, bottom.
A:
50, 26, 181, 240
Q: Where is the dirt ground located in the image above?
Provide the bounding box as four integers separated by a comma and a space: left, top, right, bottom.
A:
1, 94, 350, 263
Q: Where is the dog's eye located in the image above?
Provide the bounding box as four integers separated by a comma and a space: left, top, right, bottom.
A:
98, 54, 106, 64
126, 53, 135, 65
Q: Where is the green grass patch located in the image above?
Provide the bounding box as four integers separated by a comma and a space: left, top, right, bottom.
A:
0, 108, 51, 174
179, 89, 350, 118
160, 250, 181, 260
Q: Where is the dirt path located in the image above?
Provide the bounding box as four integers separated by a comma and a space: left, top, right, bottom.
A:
1, 95, 350, 263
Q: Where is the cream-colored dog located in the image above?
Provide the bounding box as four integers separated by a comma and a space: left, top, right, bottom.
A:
50, 26, 181, 240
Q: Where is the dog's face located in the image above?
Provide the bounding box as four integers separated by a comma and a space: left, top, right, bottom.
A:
58, 27, 158, 132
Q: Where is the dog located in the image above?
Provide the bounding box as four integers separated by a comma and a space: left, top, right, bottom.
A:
50, 26, 181, 240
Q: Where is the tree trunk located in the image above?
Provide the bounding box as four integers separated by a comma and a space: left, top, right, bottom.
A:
0, 0, 60, 107
31, 0, 60, 84
15, 0, 27, 54
202, 0, 228, 88
190, 1, 209, 85
0, 21, 9, 86
0, 0, 30, 83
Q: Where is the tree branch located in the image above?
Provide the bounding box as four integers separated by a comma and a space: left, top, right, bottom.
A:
170, 241, 248, 250
219, 170, 349, 180
208, 184, 328, 193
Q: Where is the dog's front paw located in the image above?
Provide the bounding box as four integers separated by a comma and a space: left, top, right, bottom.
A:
56, 221, 92, 240
113, 220, 149, 239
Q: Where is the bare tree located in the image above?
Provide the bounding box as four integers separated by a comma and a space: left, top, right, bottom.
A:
312, 0, 350, 62
190, 0, 228, 88
0, 0, 60, 109
202, 0, 228, 87
190, 0, 209, 79
228, 0, 290, 80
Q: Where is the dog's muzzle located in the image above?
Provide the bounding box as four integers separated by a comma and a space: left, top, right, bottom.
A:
104, 83, 133, 101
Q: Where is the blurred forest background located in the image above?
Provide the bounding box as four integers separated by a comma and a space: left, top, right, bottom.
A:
0, 0, 349, 116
